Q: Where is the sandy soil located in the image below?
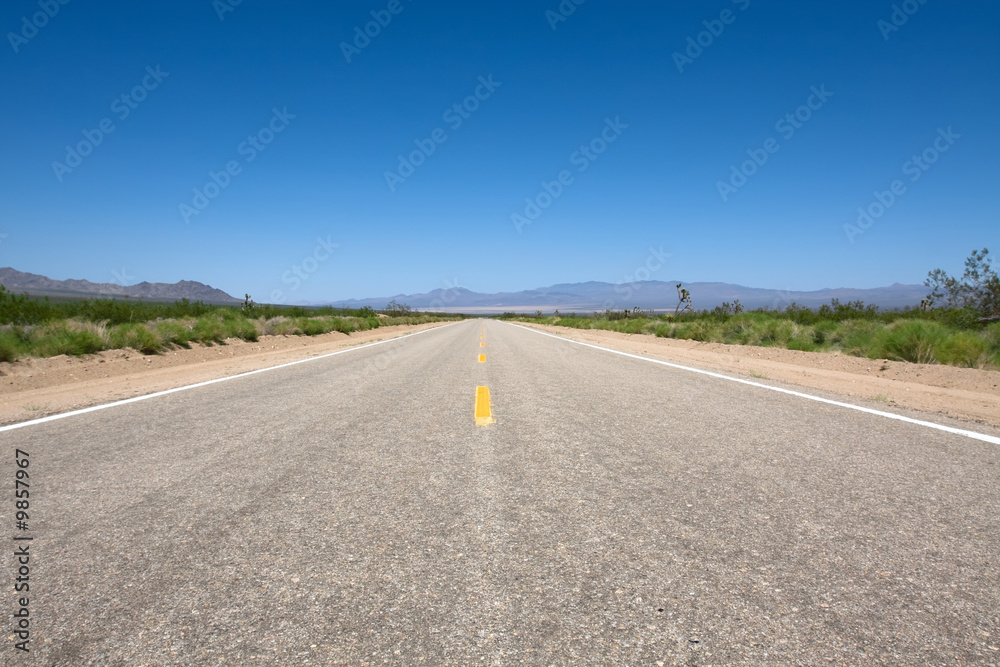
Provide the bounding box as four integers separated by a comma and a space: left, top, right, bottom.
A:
0, 322, 454, 426
515, 322, 1000, 429
1, 319, 996, 430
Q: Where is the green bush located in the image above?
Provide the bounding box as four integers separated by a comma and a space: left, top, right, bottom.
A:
671, 319, 722, 342
868, 320, 948, 363
191, 317, 227, 345
108, 324, 163, 354
759, 319, 799, 346
0, 331, 22, 362
154, 320, 193, 348
653, 323, 674, 338
787, 336, 819, 352
811, 320, 840, 346
33, 323, 106, 357
297, 318, 328, 336
225, 317, 259, 342
936, 331, 992, 368
983, 322, 1000, 353
330, 317, 357, 334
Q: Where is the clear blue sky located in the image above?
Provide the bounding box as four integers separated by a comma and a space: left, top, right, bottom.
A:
2, 0, 998, 304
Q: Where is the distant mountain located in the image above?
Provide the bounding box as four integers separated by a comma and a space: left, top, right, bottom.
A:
0, 268, 240, 304
326, 280, 928, 313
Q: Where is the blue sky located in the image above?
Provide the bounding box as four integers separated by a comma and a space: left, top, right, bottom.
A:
2, 0, 998, 304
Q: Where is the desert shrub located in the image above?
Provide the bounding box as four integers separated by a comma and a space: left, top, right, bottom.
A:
154, 320, 193, 348
267, 318, 301, 335
653, 322, 675, 338
835, 319, 884, 357
0, 331, 22, 362
787, 336, 819, 352
296, 318, 328, 336
33, 322, 106, 356
671, 319, 722, 342
983, 322, 1000, 353
191, 316, 227, 345
868, 320, 948, 363
811, 320, 840, 346
759, 319, 799, 346
331, 317, 358, 334
108, 324, 163, 354
230, 318, 259, 342
936, 331, 992, 368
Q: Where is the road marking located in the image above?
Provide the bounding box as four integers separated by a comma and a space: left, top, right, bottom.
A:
0, 323, 461, 433
475, 386, 494, 426
480, 342, 485, 347
511, 323, 1000, 446
478, 354, 486, 363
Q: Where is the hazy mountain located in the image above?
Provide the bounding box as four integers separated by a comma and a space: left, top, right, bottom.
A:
326, 280, 928, 313
1, 267, 929, 312
0, 268, 240, 304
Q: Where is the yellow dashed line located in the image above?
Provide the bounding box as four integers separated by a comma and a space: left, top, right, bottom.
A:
478, 354, 486, 363
475, 386, 494, 426
480, 342, 485, 347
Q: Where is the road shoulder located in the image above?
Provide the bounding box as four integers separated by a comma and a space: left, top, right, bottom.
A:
0, 322, 455, 426
513, 322, 1000, 429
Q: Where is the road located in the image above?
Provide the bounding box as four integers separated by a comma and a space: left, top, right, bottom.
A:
2, 319, 999, 665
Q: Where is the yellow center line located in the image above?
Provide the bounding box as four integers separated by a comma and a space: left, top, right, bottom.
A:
480, 342, 485, 347
474, 386, 494, 426
478, 354, 486, 362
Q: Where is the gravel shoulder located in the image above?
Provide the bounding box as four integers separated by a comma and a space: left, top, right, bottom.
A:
514, 322, 1000, 429
0, 321, 455, 426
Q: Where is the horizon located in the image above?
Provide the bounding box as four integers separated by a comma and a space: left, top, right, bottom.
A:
0, 265, 931, 312
3, 1, 998, 303
1, 263, 927, 296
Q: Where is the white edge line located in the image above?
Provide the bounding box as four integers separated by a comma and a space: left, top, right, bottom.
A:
509, 322, 1000, 446
0, 322, 460, 433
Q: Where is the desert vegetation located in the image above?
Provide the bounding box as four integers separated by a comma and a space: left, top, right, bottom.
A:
503, 249, 1000, 370
0, 292, 461, 362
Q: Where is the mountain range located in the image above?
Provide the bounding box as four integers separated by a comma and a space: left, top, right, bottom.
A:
0, 267, 928, 312
325, 280, 928, 313
0, 268, 241, 304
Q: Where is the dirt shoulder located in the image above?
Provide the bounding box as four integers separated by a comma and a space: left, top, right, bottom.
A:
515, 322, 1000, 429
0, 322, 455, 427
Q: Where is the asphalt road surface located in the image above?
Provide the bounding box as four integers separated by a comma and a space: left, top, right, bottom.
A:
2, 319, 999, 665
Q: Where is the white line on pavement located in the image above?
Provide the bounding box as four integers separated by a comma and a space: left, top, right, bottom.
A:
0, 323, 459, 433
512, 323, 1000, 446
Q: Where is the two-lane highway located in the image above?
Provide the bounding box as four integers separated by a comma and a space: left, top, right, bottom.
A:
2, 319, 999, 665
